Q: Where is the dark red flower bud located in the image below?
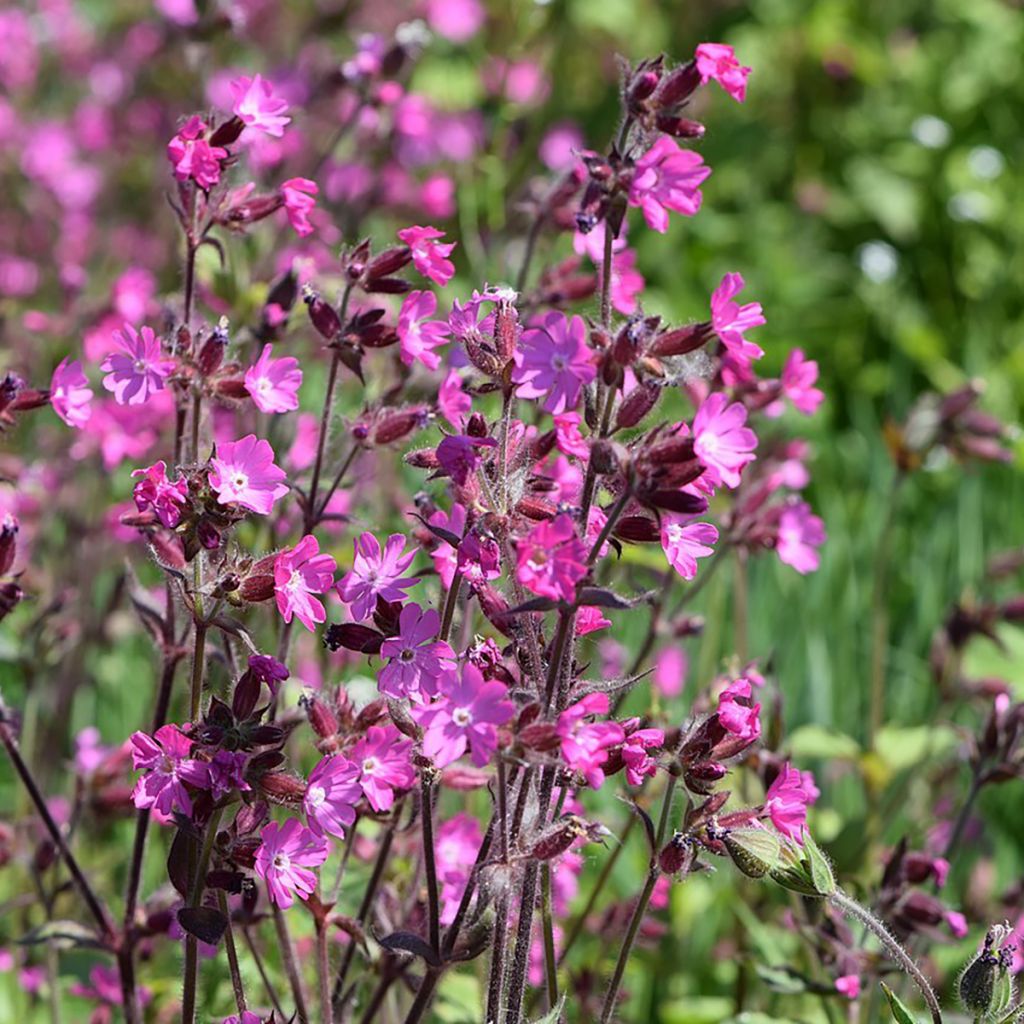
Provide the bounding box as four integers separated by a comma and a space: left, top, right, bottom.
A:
304, 286, 342, 341
494, 293, 520, 364
232, 670, 262, 721
239, 571, 275, 603
476, 584, 515, 637
466, 412, 488, 438
404, 448, 441, 470
366, 246, 413, 280
197, 520, 221, 550
374, 407, 428, 445
196, 322, 230, 376
659, 833, 694, 875
209, 116, 245, 147
529, 816, 597, 860
613, 515, 660, 543
615, 381, 662, 429
654, 60, 701, 108
213, 377, 250, 400
302, 695, 340, 741
589, 439, 626, 476
363, 277, 412, 295
684, 760, 728, 794
516, 496, 558, 521
10, 388, 51, 411
519, 722, 560, 752
441, 765, 491, 790
323, 622, 385, 654
258, 772, 306, 805
648, 323, 712, 357
0, 515, 17, 576
628, 70, 661, 110
654, 115, 706, 139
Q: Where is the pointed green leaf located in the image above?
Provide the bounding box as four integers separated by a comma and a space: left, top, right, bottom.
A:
530, 994, 566, 1024
881, 982, 922, 1024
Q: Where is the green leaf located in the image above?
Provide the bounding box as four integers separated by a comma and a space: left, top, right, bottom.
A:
754, 964, 808, 995
880, 982, 922, 1024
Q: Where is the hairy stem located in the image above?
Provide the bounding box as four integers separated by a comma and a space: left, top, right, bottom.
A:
274, 901, 310, 1024
218, 890, 247, 1017
421, 775, 441, 954
182, 806, 224, 1024
316, 918, 332, 1024
540, 864, 559, 1012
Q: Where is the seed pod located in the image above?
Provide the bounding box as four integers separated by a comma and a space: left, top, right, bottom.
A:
959, 952, 997, 1016
301, 695, 340, 742
240, 572, 275, 603
722, 828, 780, 879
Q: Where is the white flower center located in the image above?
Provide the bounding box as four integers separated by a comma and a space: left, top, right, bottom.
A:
362, 757, 378, 774
452, 707, 473, 727
272, 852, 291, 871
232, 471, 249, 491
306, 785, 326, 809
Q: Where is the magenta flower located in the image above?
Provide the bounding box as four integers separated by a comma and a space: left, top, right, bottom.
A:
100, 324, 174, 406
304, 755, 361, 839
628, 137, 711, 233
695, 43, 752, 103
275, 534, 337, 631
512, 312, 596, 414
413, 663, 514, 768
660, 515, 718, 580
777, 349, 824, 416
438, 369, 471, 427
281, 177, 318, 237
556, 692, 625, 790
378, 602, 456, 701
72, 964, 152, 1012
575, 605, 611, 635
835, 975, 861, 1001
456, 531, 501, 587
763, 762, 816, 844
209, 435, 289, 515
397, 225, 456, 286
254, 818, 329, 908
620, 724, 665, 786
710, 273, 766, 369
716, 678, 761, 742
398, 290, 450, 370
425, 0, 485, 43
245, 653, 290, 697
167, 116, 227, 190
131, 460, 190, 528
693, 392, 757, 489
436, 433, 497, 486
776, 501, 826, 574
231, 73, 291, 138
516, 514, 588, 603
436, 812, 482, 925
50, 358, 93, 428
553, 411, 589, 459
337, 532, 420, 621
350, 725, 415, 812
208, 750, 251, 800
130, 724, 210, 816
245, 343, 302, 414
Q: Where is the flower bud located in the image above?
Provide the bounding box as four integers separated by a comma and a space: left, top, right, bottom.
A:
304, 286, 342, 341
0, 514, 18, 576
366, 246, 413, 281
323, 622, 385, 654
301, 695, 340, 741
615, 381, 662, 429
209, 116, 245, 147
519, 722, 560, 752
240, 571, 275, 603
196, 319, 230, 376
231, 669, 262, 721
627, 69, 661, 110
258, 772, 306, 806
659, 832, 694, 875
529, 815, 598, 861
0, 581, 24, 622
374, 406, 428, 445
654, 60, 701, 108
648, 323, 712, 357
654, 115, 706, 139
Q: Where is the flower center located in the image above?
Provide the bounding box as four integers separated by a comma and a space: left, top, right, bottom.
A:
399, 648, 415, 662
133, 358, 147, 373
232, 471, 249, 491
362, 757, 378, 774
272, 852, 291, 871
452, 707, 473, 727
306, 785, 326, 809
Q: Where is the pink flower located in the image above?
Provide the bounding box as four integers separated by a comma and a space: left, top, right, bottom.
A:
131, 460, 190, 528
350, 725, 415, 812
275, 534, 337, 631
414, 663, 514, 768
50, 358, 92, 428
436, 433, 497, 486
130, 724, 210, 816
378, 603, 456, 700
835, 975, 861, 1000
429, 503, 466, 588
575, 605, 611, 635
223, 1013, 263, 1024
435, 812, 482, 925
516, 514, 588, 603
425, 0, 485, 43
398, 225, 456, 286
695, 43, 752, 103
100, 324, 174, 406
693, 392, 757, 489
661, 516, 718, 580
628, 137, 710, 233
654, 647, 687, 699
231, 74, 291, 138
716, 678, 761, 742
610, 248, 645, 315
776, 349, 824, 416
208, 750, 251, 800
553, 412, 589, 459
245, 343, 302, 413
456, 532, 501, 586
776, 501, 826, 574
72, 964, 152, 1011
209, 435, 289, 515
337, 532, 420, 621
281, 177, 318, 237
167, 116, 227, 190
710, 273, 765, 369
512, 312, 596, 414
304, 756, 361, 839
621, 725, 664, 785
398, 290, 450, 370
245, 653, 290, 697
763, 762, 816, 844
556, 692, 625, 789
254, 818, 329, 908
438, 370, 471, 427
944, 911, 968, 939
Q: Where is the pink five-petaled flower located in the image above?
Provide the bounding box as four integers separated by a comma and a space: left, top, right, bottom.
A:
693, 392, 758, 489
716, 678, 761, 742
512, 311, 596, 414
776, 501, 827, 574
230, 73, 291, 138
621, 723, 665, 786
166, 116, 227, 190
516, 513, 588, 603
130, 725, 210, 816
304, 756, 361, 839
280, 177, 318, 237
245, 343, 302, 414
131, 460, 190, 528
101, 324, 174, 406
628, 136, 711, 233
350, 725, 415, 812
413, 663, 515, 768
337, 532, 420, 621
254, 818, 329, 908
695, 43, 752, 103
556, 692, 625, 789
378, 602, 456, 701
710, 273, 766, 369
274, 534, 337, 632
763, 762, 817, 845
776, 349, 824, 416
660, 515, 718, 580
398, 290, 450, 370
208, 435, 289, 515
50, 358, 93, 428
397, 225, 456, 286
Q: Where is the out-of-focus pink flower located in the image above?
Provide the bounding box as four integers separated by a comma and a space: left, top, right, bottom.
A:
661, 516, 718, 580
304, 756, 361, 839
398, 290, 449, 370
764, 762, 816, 844
378, 603, 456, 701
351, 725, 415, 812
425, 0, 485, 42
772, 349, 824, 417
245, 343, 302, 413
72, 963, 152, 1011
222, 1012, 263, 1024
167, 116, 226, 190
435, 812, 482, 924
553, 412, 589, 460
695, 43, 752, 103
337, 532, 419, 620
693, 392, 757, 489
539, 122, 584, 172
155, 0, 198, 26
414, 662, 514, 768
628, 137, 710, 233
654, 647, 687, 698
835, 975, 861, 1000
112, 268, 156, 322
944, 911, 968, 938
397, 225, 456, 286
438, 370, 471, 427
130, 725, 210, 816
50, 357, 93, 428
513, 312, 596, 414
717, 678, 761, 742
556, 693, 625, 789
101, 324, 174, 406
776, 501, 826, 574
254, 818, 329, 908
131, 460, 190, 528
609, 248, 645, 315
209, 435, 289, 515
429, 503, 466, 588
231, 74, 291, 138
420, 174, 456, 218
575, 605, 611, 635
516, 514, 588, 603
281, 177, 318, 237
710, 273, 765, 369
275, 534, 337, 631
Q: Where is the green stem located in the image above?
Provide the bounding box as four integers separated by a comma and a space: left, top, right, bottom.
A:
438, 572, 462, 645
182, 807, 225, 1024
540, 864, 559, 1012
218, 889, 247, 1017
